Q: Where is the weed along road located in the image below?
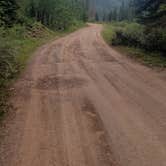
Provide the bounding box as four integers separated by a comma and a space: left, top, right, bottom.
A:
1, 24, 166, 166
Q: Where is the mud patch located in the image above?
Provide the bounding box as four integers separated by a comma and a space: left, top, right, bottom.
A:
36, 75, 87, 90
82, 98, 106, 133
13, 79, 34, 100
63, 39, 85, 61
81, 98, 118, 165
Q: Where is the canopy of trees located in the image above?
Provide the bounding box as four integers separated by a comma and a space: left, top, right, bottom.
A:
135, 0, 166, 27
0, 0, 88, 30
87, 0, 135, 22
0, 0, 19, 27
26, 0, 87, 29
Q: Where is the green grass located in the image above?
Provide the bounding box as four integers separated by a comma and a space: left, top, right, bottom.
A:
0, 88, 10, 119
16, 22, 86, 71
0, 27, 55, 118
102, 23, 166, 68
15, 35, 55, 70
0, 22, 86, 119
102, 24, 116, 44
116, 46, 166, 68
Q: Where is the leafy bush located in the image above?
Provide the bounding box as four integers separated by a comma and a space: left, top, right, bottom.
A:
0, 29, 18, 117
112, 23, 145, 47
0, 88, 10, 118
66, 20, 85, 32
0, 23, 56, 117
104, 22, 166, 55
144, 28, 166, 53
0, 42, 18, 86
0, 29, 18, 87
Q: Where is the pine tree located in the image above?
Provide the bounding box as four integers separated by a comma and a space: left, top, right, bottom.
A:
119, 0, 126, 21
108, 11, 112, 22
0, 0, 19, 27
95, 12, 99, 22
135, 0, 166, 27
103, 13, 106, 22
25, 0, 87, 29
112, 8, 117, 21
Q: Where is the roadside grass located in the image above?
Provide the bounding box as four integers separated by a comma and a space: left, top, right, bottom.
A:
102, 24, 116, 45
14, 32, 56, 71
102, 23, 166, 68
0, 27, 55, 118
66, 21, 86, 33
0, 22, 86, 119
15, 22, 86, 71
115, 46, 166, 68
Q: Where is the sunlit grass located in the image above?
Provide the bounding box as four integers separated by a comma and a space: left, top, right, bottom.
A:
102, 24, 116, 44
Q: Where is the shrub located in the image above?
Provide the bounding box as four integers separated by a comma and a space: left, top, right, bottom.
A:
112, 23, 145, 47
0, 38, 18, 87
0, 35, 18, 116
144, 28, 166, 53
123, 23, 145, 47
7, 25, 27, 39
0, 22, 55, 117
105, 22, 166, 55
112, 27, 125, 45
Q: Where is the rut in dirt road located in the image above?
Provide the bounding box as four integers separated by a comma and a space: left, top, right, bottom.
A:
1, 24, 166, 166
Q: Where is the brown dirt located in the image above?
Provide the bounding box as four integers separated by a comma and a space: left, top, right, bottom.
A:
0, 24, 166, 166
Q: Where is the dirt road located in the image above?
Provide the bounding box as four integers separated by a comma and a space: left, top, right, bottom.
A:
1, 24, 166, 166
